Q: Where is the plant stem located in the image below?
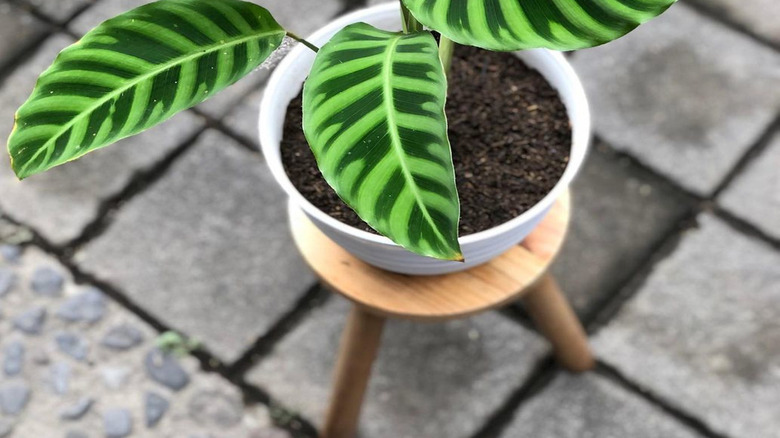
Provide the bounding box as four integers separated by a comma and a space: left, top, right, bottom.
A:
438, 36, 455, 78
400, 2, 421, 33
286, 31, 319, 52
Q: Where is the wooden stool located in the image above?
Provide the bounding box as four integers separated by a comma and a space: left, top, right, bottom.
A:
290, 192, 593, 438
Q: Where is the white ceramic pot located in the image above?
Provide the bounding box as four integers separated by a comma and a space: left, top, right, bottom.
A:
259, 3, 591, 275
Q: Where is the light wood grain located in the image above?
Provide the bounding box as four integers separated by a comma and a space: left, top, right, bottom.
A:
322, 306, 386, 438
306, 192, 592, 438
290, 192, 570, 322
522, 273, 595, 372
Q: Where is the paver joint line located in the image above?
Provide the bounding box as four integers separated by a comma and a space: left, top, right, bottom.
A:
595, 362, 731, 438
2, 0, 779, 436
63, 125, 207, 253
710, 114, 780, 198
683, 0, 780, 53
227, 282, 329, 378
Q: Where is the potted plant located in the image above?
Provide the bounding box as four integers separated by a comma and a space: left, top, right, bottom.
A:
7, 0, 675, 275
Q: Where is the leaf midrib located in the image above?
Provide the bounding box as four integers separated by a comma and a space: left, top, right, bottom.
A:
16, 28, 284, 176
381, 35, 455, 256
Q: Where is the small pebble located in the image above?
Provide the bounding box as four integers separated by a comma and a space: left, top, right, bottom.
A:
187, 390, 242, 427
0, 381, 30, 415
55, 331, 89, 361
100, 367, 130, 389
0, 268, 16, 297
13, 307, 46, 334
101, 324, 144, 351
144, 391, 169, 427
104, 408, 133, 438
60, 397, 93, 420
32, 349, 50, 366
50, 362, 70, 394
31, 266, 64, 296
57, 287, 106, 323
3, 341, 24, 376
0, 245, 21, 263
144, 348, 190, 391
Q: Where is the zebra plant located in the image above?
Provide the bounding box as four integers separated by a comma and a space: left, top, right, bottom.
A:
7, 0, 675, 261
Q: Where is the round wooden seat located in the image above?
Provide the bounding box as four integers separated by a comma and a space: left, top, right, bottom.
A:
290, 191, 571, 322
289, 191, 591, 438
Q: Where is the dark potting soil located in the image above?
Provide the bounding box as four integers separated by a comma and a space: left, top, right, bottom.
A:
281, 44, 571, 235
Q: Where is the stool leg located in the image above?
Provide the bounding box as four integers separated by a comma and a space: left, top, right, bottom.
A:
322, 305, 386, 438
521, 273, 594, 372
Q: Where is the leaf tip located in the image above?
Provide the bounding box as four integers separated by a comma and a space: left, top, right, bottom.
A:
440, 246, 464, 262
8, 156, 28, 181
7, 132, 28, 181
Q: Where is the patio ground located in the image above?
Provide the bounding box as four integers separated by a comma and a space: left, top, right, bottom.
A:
1, 0, 779, 437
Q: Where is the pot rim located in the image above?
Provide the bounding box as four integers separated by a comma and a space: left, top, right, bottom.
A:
259, 2, 591, 248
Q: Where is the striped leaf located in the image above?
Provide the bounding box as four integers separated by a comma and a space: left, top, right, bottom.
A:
401, 0, 677, 51
8, 0, 285, 179
303, 24, 462, 261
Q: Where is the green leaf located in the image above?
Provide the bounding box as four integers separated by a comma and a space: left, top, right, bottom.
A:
401, 0, 676, 51
303, 24, 462, 261
8, 0, 285, 178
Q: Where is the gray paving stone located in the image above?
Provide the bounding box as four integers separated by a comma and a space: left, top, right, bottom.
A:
594, 214, 780, 438
572, 4, 780, 195
688, 0, 780, 46
223, 87, 265, 150
22, 0, 96, 22
0, 2, 48, 70
248, 296, 548, 437
0, 246, 287, 437
501, 373, 702, 438
68, 0, 154, 34
0, 216, 33, 247
196, 0, 343, 119
546, 145, 690, 317
255, 0, 343, 40
0, 35, 72, 140
68, 0, 340, 120
77, 129, 316, 362
0, 110, 203, 243
70, 0, 342, 35
0, 34, 204, 245
187, 389, 243, 428
719, 131, 780, 240
0, 419, 12, 438
197, 71, 270, 120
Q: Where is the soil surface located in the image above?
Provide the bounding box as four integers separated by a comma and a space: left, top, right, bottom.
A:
281, 44, 571, 235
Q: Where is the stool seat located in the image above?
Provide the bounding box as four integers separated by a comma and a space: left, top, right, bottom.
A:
290, 192, 570, 322
289, 191, 590, 438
